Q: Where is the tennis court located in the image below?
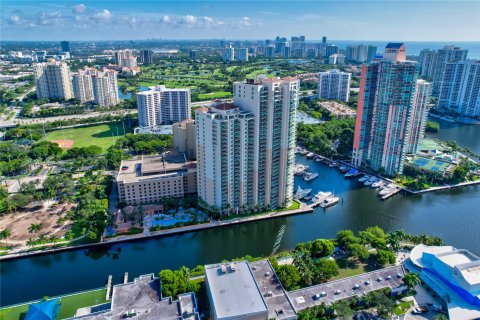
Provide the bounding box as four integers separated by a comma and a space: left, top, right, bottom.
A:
419, 138, 446, 152
412, 156, 451, 173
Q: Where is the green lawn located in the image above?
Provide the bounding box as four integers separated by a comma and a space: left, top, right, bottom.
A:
46, 122, 132, 153
197, 91, 233, 100
394, 300, 414, 315
0, 289, 107, 320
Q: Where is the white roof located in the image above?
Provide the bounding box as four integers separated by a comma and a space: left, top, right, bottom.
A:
205, 261, 268, 319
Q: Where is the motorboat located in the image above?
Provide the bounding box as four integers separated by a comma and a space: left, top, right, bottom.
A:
306, 152, 315, 159
304, 172, 319, 181
328, 161, 338, 167
364, 177, 377, 186
338, 165, 349, 173
358, 175, 370, 182
315, 157, 322, 162
379, 186, 395, 196
294, 164, 310, 175
371, 180, 384, 188
300, 149, 308, 155
344, 168, 359, 178
312, 191, 333, 202
320, 196, 340, 208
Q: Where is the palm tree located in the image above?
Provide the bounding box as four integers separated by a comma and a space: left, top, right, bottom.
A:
28, 223, 41, 235
403, 272, 421, 290
26, 238, 36, 248
49, 235, 59, 245
0, 229, 12, 245
37, 234, 47, 244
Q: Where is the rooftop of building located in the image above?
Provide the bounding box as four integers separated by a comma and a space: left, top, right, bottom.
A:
385, 42, 405, 49
318, 101, 356, 115
116, 152, 196, 183
205, 261, 268, 319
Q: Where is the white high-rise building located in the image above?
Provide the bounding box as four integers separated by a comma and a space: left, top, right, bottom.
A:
92, 69, 119, 107
72, 68, 95, 103
222, 46, 235, 62
418, 46, 468, 95
137, 85, 191, 127
196, 77, 299, 214
318, 69, 351, 102
407, 80, 432, 154
437, 59, 480, 118
33, 60, 73, 100
114, 49, 137, 68
329, 54, 346, 65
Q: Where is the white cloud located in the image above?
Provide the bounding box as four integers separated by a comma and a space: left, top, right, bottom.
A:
8, 15, 21, 25
159, 15, 171, 24
92, 9, 111, 21
73, 4, 87, 14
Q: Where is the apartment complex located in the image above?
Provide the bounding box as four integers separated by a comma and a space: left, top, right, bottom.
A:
114, 49, 137, 68
236, 48, 249, 62
222, 45, 235, 62
173, 119, 196, 160
33, 60, 73, 100
92, 69, 120, 107
318, 69, 351, 102
137, 85, 191, 127
196, 76, 299, 213
328, 54, 345, 65
346, 44, 377, 63
437, 59, 480, 118
352, 43, 431, 176
140, 49, 153, 65
116, 153, 197, 205
72, 68, 94, 103
418, 46, 468, 95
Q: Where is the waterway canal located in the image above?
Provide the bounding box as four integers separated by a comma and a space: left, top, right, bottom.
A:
1, 123, 479, 307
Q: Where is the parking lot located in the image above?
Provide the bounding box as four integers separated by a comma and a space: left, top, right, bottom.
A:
287, 265, 407, 312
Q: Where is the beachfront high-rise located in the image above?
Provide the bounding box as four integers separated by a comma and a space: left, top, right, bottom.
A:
418, 46, 468, 95
437, 59, 480, 118
33, 60, 73, 100
318, 69, 351, 102
353, 43, 431, 176
196, 76, 299, 213
137, 85, 191, 127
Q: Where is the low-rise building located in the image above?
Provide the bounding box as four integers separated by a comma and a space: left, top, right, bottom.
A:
116, 153, 197, 205
318, 101, 356, 119
406, 244, 480, 320
70, 274, 200, 320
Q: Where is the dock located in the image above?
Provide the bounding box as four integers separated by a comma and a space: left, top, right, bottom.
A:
381, 187, 401, 200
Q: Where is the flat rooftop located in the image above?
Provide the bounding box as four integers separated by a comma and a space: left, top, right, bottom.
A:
437, 252, 475, 268
117, 153, 196, 184
287, 265, 406, 312
249, 260, 297, 319
111, 274, 181, 320
205, 261, 268, 319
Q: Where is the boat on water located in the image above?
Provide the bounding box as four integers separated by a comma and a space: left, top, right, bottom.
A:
312, 191, 333, 202
344, 168, 359, 178
358, 175, 370, 182
320, 196, 340, 208
306, 152, 315, 159
339, 165, 349, 173
371, 180, 384, 188
293, 186, 312, 200
294, 164, 310, 175
379, 187, 395, 196
300, 149, 308, 155
329, 161, 338, 167
364, 177, 377, 186
304, 172, 319, 181
315, 157, 322, 162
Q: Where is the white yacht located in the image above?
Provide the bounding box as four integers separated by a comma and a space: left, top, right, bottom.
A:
293, 186, 312, 200
304, 172, 319, 181
371, 180, 384, 188
379, 185, 395, 196
312, 191, 333, 202
320, 196, 340, 208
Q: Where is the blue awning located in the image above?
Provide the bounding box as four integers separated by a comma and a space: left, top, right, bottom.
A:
25, 299, 60, 320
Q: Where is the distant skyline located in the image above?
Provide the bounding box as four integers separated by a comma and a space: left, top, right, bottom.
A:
2, 0, 480, 41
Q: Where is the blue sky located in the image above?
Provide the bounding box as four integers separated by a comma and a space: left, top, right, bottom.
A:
2, 0, 480, 41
